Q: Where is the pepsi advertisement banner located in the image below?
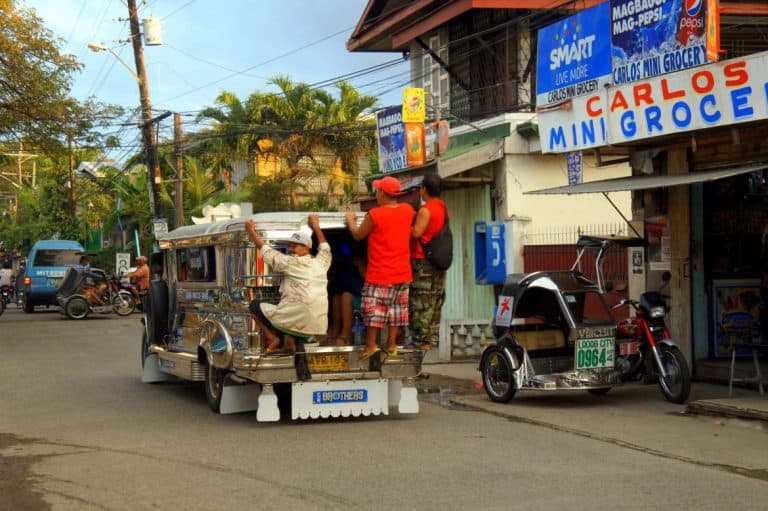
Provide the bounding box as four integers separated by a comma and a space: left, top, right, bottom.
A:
535, 2, 612, 107
375, 106, 407, 173
611, 0, 708, 85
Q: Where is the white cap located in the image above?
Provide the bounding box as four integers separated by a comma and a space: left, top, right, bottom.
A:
279, 231, 312, 248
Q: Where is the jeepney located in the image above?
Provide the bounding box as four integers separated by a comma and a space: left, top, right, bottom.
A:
140, 212, 423, 422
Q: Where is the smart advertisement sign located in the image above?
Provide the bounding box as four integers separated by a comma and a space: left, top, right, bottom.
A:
537, 50, 768, 153
535, 2, 612, 107
611, 0, 708, 86
376, 106, 407, 173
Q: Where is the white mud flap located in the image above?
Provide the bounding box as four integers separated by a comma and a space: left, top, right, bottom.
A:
291, 379, 389, 420
220, 384, 261, 414
256, 384, 280, 422
142, 354, 177, 383
388, 379, 419, 414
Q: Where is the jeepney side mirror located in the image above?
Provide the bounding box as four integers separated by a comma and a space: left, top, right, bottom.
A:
604, 281, 614, 292
661, 270, 671, 282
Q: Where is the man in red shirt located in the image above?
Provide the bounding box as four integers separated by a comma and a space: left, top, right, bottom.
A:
346, 176, 415, 360
410, 173, 448, 351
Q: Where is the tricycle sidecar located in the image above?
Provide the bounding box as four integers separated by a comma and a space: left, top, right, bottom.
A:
481, 270, 620, 402
56, 267, 136, 319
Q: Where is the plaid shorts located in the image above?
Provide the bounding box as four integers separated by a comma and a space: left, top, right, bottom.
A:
361, 282, 410, 328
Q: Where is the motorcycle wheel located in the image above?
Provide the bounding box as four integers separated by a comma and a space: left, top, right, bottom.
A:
113, 292, 136, 316
481, 345, 517, 403
65, 297, 90, 320
204, 360, 225, 413
657, 344, 691, 404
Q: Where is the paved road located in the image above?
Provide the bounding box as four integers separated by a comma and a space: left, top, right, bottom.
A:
1, 306, 767, 510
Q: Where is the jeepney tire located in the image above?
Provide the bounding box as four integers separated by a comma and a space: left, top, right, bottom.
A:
481, 344, 517, 403
141, 329, 150, 369
146, 281, 169, 344
588, 387, 612, 395
65, 296, 90, 320
204, 361, 226, 413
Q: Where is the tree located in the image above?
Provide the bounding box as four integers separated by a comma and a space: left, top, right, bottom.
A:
197, 77, 378, 210
0, 1, 81, 149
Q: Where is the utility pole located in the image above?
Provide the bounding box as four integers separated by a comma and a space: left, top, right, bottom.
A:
173, 112, 184, 227
127, 0, 163, 219
67, 132, 76, 215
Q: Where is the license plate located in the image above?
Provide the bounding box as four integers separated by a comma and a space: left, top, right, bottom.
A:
49, 278, 62, 286
575, 337, 614, 369
619, 341, 639, 356
312, 389, 367, 404
308, 353, 349, 372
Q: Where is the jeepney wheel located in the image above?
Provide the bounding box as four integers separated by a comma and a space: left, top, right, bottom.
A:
113, 292, 136, 316
204, 361, 226, 413
65, 296, 90, 320
481, 345, 517, 403
588, 387, 612, 395
146, 281, 169, 344
141, 329, 150, 369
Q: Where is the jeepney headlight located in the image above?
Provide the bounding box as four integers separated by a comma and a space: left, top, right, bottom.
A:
649, 306, 665, 318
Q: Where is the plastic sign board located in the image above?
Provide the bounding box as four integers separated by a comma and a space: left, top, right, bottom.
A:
405, 123, 425, 167
611, 0, 708, 86
538, 50, 768, 153
376, 106, 407, 173
536, 2, 612, 107
153, 218, 168, 237
567, 151, 583, 185
705, 0, 720, 63
402, 88, 426, 123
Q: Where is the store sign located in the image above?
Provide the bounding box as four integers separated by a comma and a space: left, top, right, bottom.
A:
611, 0, 708, 86
376, 106, 407, 172
538, 50, 768, 153
705, 0, 721, 62
402, 87, 426, 123
535, 2, 612, 107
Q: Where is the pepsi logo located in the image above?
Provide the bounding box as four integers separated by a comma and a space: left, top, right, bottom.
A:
685, 0, 703, 16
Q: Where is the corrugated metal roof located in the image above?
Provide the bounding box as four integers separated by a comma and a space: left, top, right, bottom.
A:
525, 163, 767, 195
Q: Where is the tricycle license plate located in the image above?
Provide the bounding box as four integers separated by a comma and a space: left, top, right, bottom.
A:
308, 353, 349, 372
575, 338, 614, 369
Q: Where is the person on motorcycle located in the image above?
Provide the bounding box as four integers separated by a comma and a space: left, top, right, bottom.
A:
0, 261, 15, 304
123, 256, 150, 304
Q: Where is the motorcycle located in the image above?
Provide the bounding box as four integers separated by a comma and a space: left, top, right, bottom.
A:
0, 284, 11, 308
55, 267, 136, 319
610, 271, 691, 403
481, 235, 692, 405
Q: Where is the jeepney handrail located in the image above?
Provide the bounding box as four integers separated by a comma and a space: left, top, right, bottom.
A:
242, 273, 283, 280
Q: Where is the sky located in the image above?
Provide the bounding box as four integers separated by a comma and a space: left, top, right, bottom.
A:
24, 0, 409, 159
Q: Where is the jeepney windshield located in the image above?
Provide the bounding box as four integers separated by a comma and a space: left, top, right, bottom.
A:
563, 290, 614, 325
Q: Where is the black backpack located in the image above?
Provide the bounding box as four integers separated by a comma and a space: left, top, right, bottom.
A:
421, 216, 453, 271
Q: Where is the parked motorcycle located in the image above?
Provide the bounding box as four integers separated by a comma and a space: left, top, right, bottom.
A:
610, 271, 691, 404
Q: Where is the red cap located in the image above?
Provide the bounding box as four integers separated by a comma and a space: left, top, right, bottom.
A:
372, 176, 402, 196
